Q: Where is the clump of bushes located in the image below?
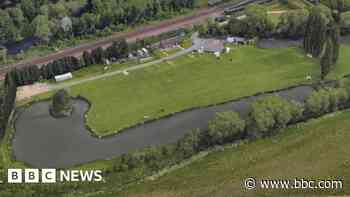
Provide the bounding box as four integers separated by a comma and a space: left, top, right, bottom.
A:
305, 87, 349, 116
206, 111, 245, 145
249, 96, 303, 137
50, 89, 73, 118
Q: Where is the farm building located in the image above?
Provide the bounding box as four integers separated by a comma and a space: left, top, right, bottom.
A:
151, 36, 184, 49
55, 72, 73, 82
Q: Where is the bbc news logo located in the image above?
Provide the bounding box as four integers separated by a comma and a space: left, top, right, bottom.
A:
7, 169, 103, 183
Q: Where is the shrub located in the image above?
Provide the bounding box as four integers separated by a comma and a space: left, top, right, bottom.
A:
328, 88, 348, 111
50, 89, 73, 118
207, 111, 245, 145
249, 96, 303, 136
305, 89, 330, 115
306, 88, 349, 115
176, 129, 201, 159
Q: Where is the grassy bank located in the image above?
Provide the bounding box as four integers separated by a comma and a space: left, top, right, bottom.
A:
69, 45, 350, 136
120, 110, 350, 197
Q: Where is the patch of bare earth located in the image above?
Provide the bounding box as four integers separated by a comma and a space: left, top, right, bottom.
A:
16, 83, 50, 101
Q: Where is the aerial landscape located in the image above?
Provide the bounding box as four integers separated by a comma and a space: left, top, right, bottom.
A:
1, 0, 350, 196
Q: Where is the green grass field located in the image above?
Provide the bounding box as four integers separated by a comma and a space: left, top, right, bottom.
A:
67, 45, 350, 136
120, 110, 350, 197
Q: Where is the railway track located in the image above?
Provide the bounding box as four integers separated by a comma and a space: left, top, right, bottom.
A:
0, 0, 262, 80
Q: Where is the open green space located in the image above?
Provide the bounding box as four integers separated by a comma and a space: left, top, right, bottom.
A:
68, 45, 350, 136
121, 109, 350, 197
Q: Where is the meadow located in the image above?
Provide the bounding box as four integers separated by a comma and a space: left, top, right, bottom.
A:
69, 45, 350, 136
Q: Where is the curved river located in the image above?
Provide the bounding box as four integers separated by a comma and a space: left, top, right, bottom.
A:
13, 85, 314, 168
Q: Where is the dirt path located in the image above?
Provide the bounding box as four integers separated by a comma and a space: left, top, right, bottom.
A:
16, 83, 50, 101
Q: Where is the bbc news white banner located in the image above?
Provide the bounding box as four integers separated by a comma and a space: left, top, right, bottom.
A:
7, 169, 103, 183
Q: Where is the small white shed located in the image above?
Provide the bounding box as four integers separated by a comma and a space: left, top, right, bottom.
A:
55, 72, 73, 82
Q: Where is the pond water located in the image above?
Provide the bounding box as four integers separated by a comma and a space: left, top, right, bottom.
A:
13, 85, 314, 168
5, 37, 39, 56
258, 36, 350, 49
257, 39, 302, 49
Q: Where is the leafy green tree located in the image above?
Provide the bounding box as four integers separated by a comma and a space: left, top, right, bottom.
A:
328, 88, 349, 111
329, 23, 340, 64
21, 0, 40, 21
226, 18, 248, 37
207, 111, 245, 145
304, 5, 334, 57
0, 9, 21, 44
340, 11, 350, 30
51, 89, 73, 117
176, 129, 201, 159
250, 96, 303, 136
277, 9, 309, 39
82, 51, 94, 66
7, 7, 25, 36
321, 38, 334, 80
90, 47, 105, 64
75, 13, 99, 35
306, 89, 331, 115
31, 14, 51, 42
243, 4, 274, 37
321, 0, 350, 12
0, 47, 7, 63
48, 1, 67, 19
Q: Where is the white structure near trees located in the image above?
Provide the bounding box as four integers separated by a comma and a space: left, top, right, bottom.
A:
54, 72, 73, 82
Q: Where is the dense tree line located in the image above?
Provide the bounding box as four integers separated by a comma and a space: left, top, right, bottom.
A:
200, 4, 274, 38
0, 0, 196, 45
10, 27, 189, 86
9, 37, 133, 86
276, 9, 309, 39
0, 72, 17, 139
202, 4, 309, 39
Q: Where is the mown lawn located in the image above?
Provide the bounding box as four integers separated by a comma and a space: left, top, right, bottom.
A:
120, 110, 350, 197
69, 45, 349, 136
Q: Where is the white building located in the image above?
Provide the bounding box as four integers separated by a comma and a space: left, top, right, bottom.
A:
54, 72, 73, 82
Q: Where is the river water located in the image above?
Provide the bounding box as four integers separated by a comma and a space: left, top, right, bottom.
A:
13, 85, 314, 168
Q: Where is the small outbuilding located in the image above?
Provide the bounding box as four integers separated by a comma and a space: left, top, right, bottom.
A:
226, 37, 246, 44
54, 72, 73, 82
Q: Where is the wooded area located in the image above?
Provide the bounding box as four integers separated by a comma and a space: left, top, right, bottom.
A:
0, 0, 196, 45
